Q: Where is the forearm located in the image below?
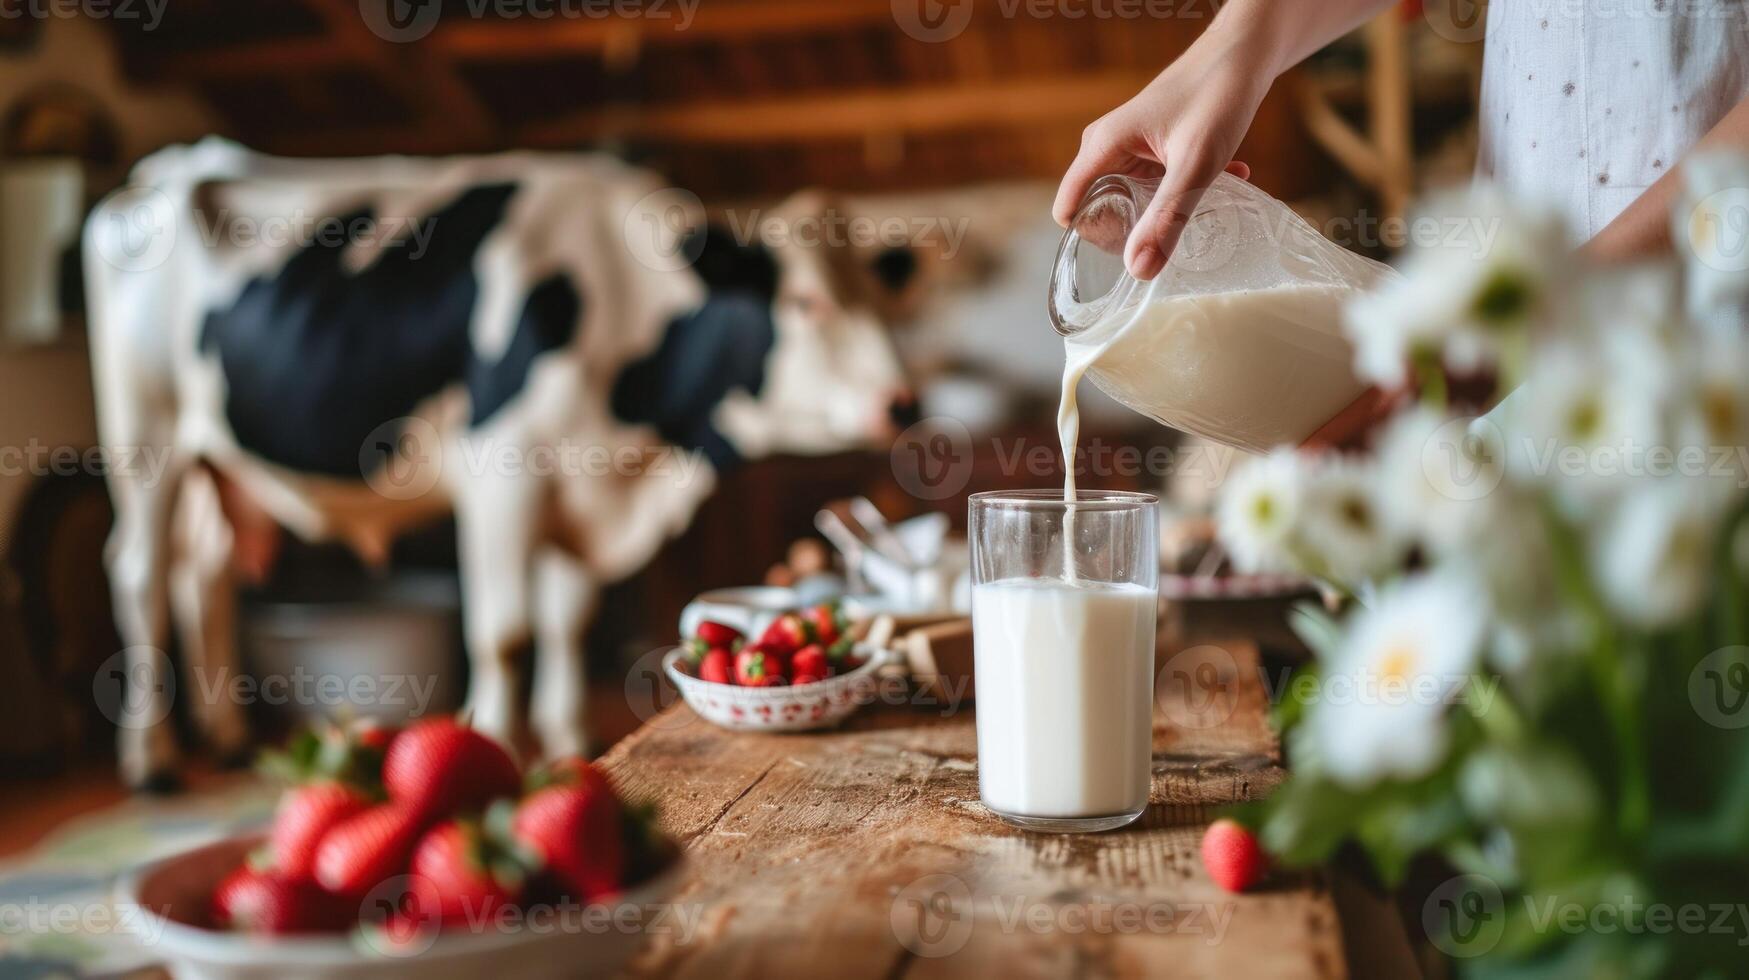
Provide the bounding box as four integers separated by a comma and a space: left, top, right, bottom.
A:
1585, 95, 1749, 262
1209, 0, 1398, 80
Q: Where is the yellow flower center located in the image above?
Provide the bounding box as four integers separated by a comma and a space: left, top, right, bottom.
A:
1703, 387, 1738, 442
1376, 646, 1418, 685
1567, 398, 1603, 442
1339, 494, 1372, 532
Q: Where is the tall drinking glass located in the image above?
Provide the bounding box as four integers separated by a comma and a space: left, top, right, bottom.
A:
969, 490, 1159, 833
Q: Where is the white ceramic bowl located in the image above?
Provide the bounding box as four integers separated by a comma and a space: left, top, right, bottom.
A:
661, 645, 902, 732
120, 835, 684, 980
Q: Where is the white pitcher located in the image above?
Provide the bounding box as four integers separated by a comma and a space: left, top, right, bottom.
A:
1047, 173, 1395, 454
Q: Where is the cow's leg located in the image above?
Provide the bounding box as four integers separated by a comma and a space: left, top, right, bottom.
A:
106, 452, 189, 792
168, 468, 251, 766
531, 548, 595, 759
454, 471, 540, 754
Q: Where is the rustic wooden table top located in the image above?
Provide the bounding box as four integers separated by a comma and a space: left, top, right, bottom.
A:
599, 637, 1375, 979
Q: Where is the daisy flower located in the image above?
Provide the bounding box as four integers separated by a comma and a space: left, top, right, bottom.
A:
1215, 449, 1307, 574
1307, 573, 1489, 788
1374, 407, 1507, 557
1344, 185, 1570, 387
1296, 457, 1406, 587
1589, 478, 1725, 628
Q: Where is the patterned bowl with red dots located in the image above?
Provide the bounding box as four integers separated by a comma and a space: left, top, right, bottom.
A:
661, 644, 903, 732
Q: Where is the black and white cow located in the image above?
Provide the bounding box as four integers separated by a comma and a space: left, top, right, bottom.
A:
85, 138, 914, 790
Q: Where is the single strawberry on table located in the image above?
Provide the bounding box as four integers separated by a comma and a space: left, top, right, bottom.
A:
1200, 818, 1267, 893
407, 818, 525, 924
789, 644, 829, 685
511, 783, 626, 902
269, 780, 371, 881
733, 646, 787, 687
211, 865, 351, 934
314, 801, 427, 899
383, 717, 521, 820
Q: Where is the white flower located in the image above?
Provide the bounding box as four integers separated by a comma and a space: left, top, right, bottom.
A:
1307, 573, 1489, 788
1375, 407, 1508, 556
1511, 338, 1667, 510
1672, 151, 1749, 322
1344, 185, 1571, 387
1589, 478, 1725, 628
1296, 457, 1407, 586
1669, 331, 1749, 508
1216, 449, 1307, 574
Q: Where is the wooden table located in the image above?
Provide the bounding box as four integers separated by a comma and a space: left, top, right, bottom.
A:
600, 639, 1390, 978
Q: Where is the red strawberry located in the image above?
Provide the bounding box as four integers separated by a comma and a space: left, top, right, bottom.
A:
511, 785, 625, 902
1200, 818, 1267, 893
408, 820, 524, 924
804, 603, 845, 646
314, 802, 427, 898
383, 718, 521, 820
352, 721, 400, 753
211, 865, 351, 934
756, 613, 814, 655
790, 645, 829, 685
733, 646, 786, 687
257, 719, 392, 794
697, 648, 734, 685
526, 756, 612, 796
270, 782, 370, 881
694, 621, 743, 648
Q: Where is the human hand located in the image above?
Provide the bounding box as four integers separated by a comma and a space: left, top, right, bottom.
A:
1053, 29, 1276, 281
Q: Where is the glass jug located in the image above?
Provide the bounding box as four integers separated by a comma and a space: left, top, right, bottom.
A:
1047, 172, 1394, 454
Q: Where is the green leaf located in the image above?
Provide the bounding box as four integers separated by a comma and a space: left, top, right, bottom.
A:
1286, 601, 1343, 662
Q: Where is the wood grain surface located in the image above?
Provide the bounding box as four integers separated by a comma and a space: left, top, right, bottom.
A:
599, 638, 1351, 979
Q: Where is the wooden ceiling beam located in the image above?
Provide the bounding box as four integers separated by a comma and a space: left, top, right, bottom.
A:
301, 0, 499, 149
130, 35, 352, 81
138, 0, 900, 81
518, 72, 1152, 146
428, 0, 898, 60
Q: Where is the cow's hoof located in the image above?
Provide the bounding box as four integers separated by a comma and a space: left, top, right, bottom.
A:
130, 771, 183, 795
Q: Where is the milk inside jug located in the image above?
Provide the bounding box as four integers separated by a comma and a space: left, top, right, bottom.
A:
1048, 173, 1397, 457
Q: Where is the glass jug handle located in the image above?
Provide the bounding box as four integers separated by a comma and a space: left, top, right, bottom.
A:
1047, 174, 1156, 338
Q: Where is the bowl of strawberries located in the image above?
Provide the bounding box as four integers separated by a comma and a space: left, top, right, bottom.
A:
121, 718, 682, 980
662, 600, 902, 732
